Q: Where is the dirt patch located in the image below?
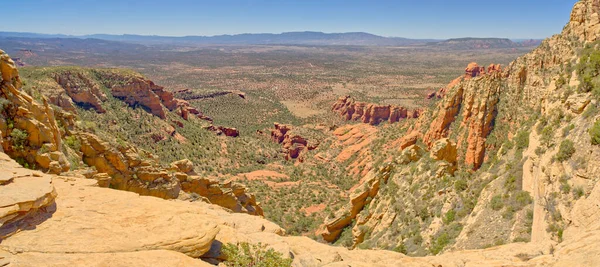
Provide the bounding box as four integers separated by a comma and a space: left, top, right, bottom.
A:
302, 203, 327, 215
237, 170, 290, 181
281, 100, 325, 118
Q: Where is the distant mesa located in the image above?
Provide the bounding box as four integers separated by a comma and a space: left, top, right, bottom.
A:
0, 31, 541, 48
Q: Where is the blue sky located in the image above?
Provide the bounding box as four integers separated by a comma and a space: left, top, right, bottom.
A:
2, 0, 578, 39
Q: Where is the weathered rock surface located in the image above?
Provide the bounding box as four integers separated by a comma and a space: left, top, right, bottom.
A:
205, 125, 240, 137
317, 163, 392, 242
6, 250, 213, 267
332, 96, 420, 125
429, 138, 458, 165
0, 153, 56, 239
1, 177, 219, 258
181, 176, 264, 216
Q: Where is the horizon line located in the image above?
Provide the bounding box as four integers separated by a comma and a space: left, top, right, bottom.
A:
0, 30, 547, 41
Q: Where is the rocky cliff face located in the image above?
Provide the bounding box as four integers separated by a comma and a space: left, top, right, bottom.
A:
332, 96, 420, 125
0, 50, 70, 174
317, 0, 600, 257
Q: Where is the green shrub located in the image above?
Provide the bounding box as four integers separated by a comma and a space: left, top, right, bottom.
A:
583, 104, 598, 119
573, 187, 585, 199
64, 136, 82, 151
576, 44, 600, 99
514, 131, 530, 150
555, 140, 575, 162
222, 242, 292, 267
443, 210, 456, 224
560, 179, 571, 194
491, 195, 504, 211
590, 120, 600, 145
454, 179, 468, 192
10, 129, 28, 151
540, 126, 554, 146
514, 191, 533, 207
430, 232, 450, 255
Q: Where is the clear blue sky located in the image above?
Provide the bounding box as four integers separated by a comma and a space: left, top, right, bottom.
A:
1, 0, 579, 39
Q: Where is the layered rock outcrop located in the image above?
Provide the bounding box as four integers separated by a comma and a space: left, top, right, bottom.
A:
271, 123, 319, 161
0, 153, 56, 239
53, 71, 107, 113
317, 163, 392, 242
76, 132, 262, 215
0, 50, 69, 174
422, 62, 503, 169
332, 96, 420, 125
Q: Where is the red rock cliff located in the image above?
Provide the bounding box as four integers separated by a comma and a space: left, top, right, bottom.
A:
332, 96, 420, 125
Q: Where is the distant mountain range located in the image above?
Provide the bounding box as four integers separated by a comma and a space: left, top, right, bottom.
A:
0, 31, 541, 48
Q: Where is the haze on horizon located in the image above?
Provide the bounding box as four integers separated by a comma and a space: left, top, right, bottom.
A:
2, 0, 579, 39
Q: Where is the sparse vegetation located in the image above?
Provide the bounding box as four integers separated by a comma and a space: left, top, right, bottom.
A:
590, 120, 600, 145
555, 139, 575, 162
9, 129, 28, 151
222, 242, 292, 267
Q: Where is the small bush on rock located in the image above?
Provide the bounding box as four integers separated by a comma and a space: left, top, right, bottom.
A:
222, 242, 292, 267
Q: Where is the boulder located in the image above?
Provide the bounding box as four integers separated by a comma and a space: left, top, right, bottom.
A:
565, 94, 591, 114
397, 131, 420, 150
170, 159, 195, 174
91, 173, 112, 188
430, 138, 458, 165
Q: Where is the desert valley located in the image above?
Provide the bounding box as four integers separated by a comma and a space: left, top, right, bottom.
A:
2, 0, 600, 266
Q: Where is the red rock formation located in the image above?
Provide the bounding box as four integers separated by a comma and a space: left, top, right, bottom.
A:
111, 77, 168, 119
465, 62, 485, 77
396, 131, 420, 150
423, 62, 502, 169
54, 72, 107, 113
332, 96, 420, 125
204, 125, 240, 137
270, 123, 318, 161
218, 126, 240, 137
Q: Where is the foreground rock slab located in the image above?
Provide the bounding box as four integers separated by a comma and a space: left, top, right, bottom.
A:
0, 177, 219, 258
5, 250, 212, 267
0, 153, 56, 238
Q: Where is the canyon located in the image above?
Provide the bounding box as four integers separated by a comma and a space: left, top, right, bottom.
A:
2, 0, 600, 266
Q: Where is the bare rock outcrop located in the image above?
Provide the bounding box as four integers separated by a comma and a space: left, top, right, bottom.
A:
76, 135, 263, 215
54, 71, 107, 113
317, 163, 392, 242
332, 96, 420, 125
205, 125, 240, 137
0, 50, 69, 174
181, 176, 264, 216
422, 62, 503, 169
270, 123, 318, 161
429, 138, 458, 165
110, 76, 169, 119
